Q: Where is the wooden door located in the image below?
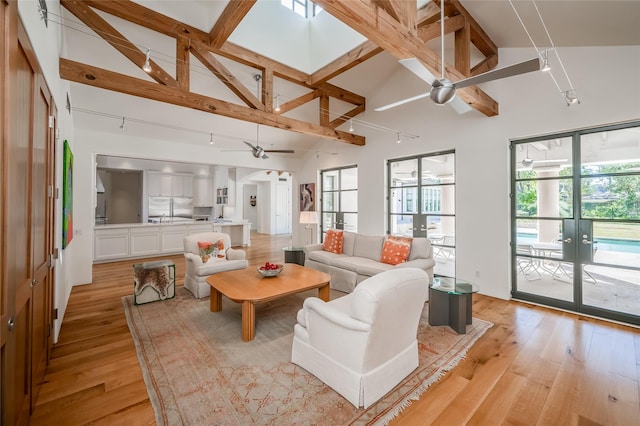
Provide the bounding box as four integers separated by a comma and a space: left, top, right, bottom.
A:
2, 6, 56, 424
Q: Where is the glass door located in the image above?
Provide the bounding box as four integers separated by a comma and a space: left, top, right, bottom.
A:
511, 122, 640, 325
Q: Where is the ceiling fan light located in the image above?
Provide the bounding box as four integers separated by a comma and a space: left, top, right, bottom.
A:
522, 158, 534, 169
430, 79, 456, 105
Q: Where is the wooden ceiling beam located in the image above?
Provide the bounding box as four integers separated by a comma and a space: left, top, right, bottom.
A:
309, 40, 382, 85
417, 14, 465, 42
471, 54, 498, 76
61, 0, 177, 87
436, 0, 497, 58
190, 40, 263, 109
314, 0, 498, 116
176, 35, 190, 90
329, 104, 366, 129
373, 0, 416, 30
208, 0, 256, 48
60, 58, 365, 145
276, 90, 321, 115
455, 19, 471, 76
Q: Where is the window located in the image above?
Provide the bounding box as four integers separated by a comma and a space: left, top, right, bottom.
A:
388, 152, 456, 277
280, 0, 322, 18
320, 166, 357, 240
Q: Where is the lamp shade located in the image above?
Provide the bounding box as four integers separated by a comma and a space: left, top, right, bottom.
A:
299, 211, 318, 225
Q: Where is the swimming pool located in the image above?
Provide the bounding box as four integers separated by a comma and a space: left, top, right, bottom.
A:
517, 233, 640, 254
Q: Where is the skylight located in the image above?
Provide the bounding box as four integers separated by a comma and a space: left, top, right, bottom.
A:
280, 0, 322, 18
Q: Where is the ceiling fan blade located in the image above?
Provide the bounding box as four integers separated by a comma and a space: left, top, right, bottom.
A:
243, 140, 257, 150
399, 58, 437, 85
374, 91, 431, 112
261, 153, 268, 159
454, 57, 541, 90
264, 149, 295, 154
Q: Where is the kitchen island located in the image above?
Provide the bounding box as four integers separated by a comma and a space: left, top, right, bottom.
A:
94, 220, 251, 263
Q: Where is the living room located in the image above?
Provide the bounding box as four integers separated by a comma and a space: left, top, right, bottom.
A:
2, 0, 639, 424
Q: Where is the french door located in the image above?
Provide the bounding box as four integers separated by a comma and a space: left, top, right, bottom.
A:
511, 121, 640, 325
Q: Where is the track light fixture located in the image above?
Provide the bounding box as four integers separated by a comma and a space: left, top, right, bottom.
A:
274, 94, 281, 112
119, 116, 126, 131
540, 49, 551, 72
396, 132, 401, 144
209, 133, 214, 145
563, 89, 579, 106
349, 119, 354, 133
142, 48, 152, 73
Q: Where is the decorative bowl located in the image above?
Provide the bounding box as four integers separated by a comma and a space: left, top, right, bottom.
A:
257, 264, 284, 277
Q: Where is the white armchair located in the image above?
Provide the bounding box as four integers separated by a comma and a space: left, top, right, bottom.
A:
291, 268, 428, 408
183, 232, 248, 299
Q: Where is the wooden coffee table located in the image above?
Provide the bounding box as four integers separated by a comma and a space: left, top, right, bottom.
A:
206, 264, 331, 342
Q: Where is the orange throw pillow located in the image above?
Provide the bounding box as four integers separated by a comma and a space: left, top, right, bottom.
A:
323, 229, 344, 254
380, 235, 413, 265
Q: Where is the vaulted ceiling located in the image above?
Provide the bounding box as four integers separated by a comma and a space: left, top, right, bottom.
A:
59, 0, 640, 155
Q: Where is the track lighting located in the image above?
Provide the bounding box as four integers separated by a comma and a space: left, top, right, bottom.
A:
274, 94, 281, 112
396, 132, 401, 144
209, 133, 214, 145
563, 89, 579, 106
540, 49, 551, 72
349, 119, 354, 133
142, 48, 152, 73
119, 116, 125, 131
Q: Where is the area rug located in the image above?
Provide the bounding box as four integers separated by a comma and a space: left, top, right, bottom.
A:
122, 287, 492, 425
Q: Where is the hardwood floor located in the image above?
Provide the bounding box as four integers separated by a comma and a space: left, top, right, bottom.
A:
31, 232, 640, 425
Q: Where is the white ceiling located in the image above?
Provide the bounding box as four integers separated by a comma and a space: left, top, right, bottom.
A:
63, 0, 640, 160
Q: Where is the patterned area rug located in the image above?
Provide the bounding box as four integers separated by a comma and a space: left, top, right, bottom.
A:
123, 287, 492, 425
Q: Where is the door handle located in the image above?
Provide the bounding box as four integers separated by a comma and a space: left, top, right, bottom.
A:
561, 238, 572, 243
7, 316, 15, 331
582, 239, 593, 244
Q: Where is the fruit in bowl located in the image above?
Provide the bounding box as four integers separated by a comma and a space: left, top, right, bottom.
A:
257, 262, 284, 277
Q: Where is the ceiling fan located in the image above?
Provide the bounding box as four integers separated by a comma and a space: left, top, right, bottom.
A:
375, 0, 541, 113
241, 125, 295, 159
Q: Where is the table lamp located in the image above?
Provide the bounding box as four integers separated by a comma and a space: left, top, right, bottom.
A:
299, 211, 318, 245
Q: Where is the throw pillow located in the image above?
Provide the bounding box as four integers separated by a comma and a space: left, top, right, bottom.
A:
380, 235, 413, 265
323, 229, 344, 254
197, 239, 226, 263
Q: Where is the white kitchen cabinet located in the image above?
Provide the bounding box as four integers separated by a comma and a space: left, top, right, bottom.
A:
161, 225, 189, 253
130, 226, 161, 257
94, 228, 130, 261
193, 176, 214, 206
148, 172, 193, 197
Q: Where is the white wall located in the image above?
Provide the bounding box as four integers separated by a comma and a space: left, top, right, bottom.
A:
294, 46, 640, 300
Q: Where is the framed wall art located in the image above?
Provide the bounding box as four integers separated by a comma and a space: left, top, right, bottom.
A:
62, 140, 74, 248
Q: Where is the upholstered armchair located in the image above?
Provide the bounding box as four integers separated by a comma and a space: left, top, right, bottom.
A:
291, 268, 428, 408
183, 232, 248, 299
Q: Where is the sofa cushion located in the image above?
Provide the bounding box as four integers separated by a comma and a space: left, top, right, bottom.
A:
353, 234, 385, 261
307, 249, 344, 266
408, 238, 431, 261
380, 235, 413, 265
323, 229, 344, 254
355, 259, 394, 277
196, 259, 248, 275
331, 256, 372, 273
342, 231, 356, 257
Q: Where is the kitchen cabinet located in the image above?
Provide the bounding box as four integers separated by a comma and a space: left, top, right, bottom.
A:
193, 176, 214, 206
93, 221, 251, 262
148, 172, 193, 197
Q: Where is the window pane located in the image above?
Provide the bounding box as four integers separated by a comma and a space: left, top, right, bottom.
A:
341, 190, 357, 212
341, 167, 357, 190
390, 159, 418, 185
343, 213, 358, 232
321, 212, 335, 230
390, 187, 417, 214
581, 175, 640, 220
515, 178, 573, 218
421, 185, 455, 214
592, 222, 640, 268
389, 214, 413, 236
322, 170, 338, 191
515, 139, 573, 179
422, 153, 454, 184
293, 1, 306, 16
581, 127, 640, 175
322, 192, 338, 211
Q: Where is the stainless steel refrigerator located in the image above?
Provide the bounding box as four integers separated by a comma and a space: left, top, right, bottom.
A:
148, 196, 193, 220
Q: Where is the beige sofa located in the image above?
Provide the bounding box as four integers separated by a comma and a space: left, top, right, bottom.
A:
303, 231, 435, 294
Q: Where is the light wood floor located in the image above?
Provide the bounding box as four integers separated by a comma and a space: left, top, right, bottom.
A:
31, 232, 640, 425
